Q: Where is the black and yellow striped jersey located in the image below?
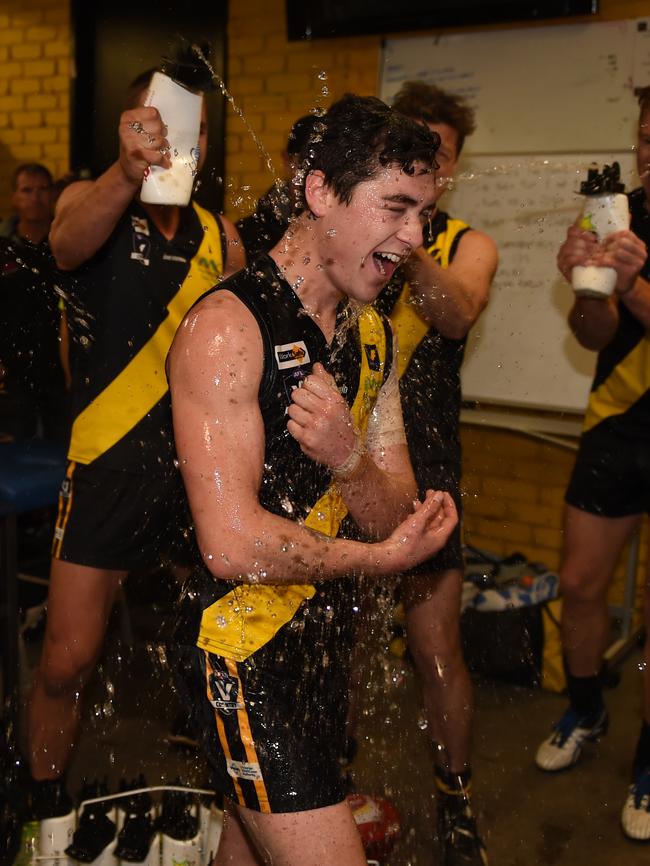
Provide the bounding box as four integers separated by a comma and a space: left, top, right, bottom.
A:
65, 200, 225, 473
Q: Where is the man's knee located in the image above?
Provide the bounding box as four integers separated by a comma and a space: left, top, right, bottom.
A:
407, 617, 463, 678
559, 563, 608, 605
37, 635, 100, 697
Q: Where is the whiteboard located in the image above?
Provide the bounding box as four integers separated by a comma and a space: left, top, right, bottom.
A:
445, 152, 638, 413
381, 19, 649, 154
380, 18, 648, 412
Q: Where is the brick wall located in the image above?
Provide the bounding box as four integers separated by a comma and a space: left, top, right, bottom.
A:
0, 0, 71, 213
226, 0, 379, 219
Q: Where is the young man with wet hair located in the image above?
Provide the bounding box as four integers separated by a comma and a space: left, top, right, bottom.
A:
23, 68, 244, 830
375, 80, 498, 866
535, 86, 650, 843
168, 94, 458, 866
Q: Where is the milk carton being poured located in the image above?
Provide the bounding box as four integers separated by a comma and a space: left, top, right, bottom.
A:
140, 41, 213, 207
571, 161, 630, 298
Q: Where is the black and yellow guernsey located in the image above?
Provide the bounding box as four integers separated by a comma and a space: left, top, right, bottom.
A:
190, 254, 393, 662
583, 187, 650, 438
376, 209, 470, 469
66, 201, 225, 473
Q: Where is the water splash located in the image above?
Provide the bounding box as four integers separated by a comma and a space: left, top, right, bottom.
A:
191, 43, 277, 182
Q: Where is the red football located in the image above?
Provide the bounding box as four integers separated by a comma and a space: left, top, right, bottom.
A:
347, 792, 402, 861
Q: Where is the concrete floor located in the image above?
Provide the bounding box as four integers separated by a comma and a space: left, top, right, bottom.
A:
18, 581, 649, 866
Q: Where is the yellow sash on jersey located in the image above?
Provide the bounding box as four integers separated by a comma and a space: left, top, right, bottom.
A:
197, 306, 388, 662
584, 332, 650, 432
68, 203, 224, 465
391, 217, 468, 377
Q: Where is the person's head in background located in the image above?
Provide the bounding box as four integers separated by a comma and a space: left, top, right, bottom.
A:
11, 163, 54, 244
125, 67, 209, 177
635, 86, 650, 201
283, 114, 322, 177
391, 81, 475, 199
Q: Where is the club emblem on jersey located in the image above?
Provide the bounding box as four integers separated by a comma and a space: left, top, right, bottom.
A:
363, 343, 381, 372
208, 668, 242, 715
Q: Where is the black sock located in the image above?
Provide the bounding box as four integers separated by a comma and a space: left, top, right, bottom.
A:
435, 765, 472, 797
29, 776, 73, 820
632, 719, 650, 772
566, 672, 604, 720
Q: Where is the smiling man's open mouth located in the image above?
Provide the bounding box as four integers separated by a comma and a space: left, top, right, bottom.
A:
372, 250, 406, 278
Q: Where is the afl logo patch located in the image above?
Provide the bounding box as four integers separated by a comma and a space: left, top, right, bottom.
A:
275, 340, 310, 370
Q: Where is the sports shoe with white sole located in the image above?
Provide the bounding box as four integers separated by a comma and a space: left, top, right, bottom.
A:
621, 766, 650, 841
535, 707, 608, 772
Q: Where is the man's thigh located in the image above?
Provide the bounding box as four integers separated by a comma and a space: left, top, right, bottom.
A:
41, 558, 125, 667
402, 568, 464, 653
235, 799, 367, 866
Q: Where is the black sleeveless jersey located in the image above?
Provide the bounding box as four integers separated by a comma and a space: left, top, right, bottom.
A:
188, 253, 394, 662
584, 187, 650, 438
66, 201, 225, 474
375, 210, 470, 468
202, 253, 394, 524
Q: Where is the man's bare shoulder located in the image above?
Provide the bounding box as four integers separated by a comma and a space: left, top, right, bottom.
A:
170, 288, 263, 387
458, 226, 498, 260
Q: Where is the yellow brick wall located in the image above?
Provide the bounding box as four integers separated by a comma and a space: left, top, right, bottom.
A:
0, 0, 71, 213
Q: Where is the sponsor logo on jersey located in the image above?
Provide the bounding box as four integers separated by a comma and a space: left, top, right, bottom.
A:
281, 368, 308, 407
275, 341, 310, 369
197, 256, 223, 279
226, 759, 263, 781
130, 215, 151, 265
131, 216, 149, 236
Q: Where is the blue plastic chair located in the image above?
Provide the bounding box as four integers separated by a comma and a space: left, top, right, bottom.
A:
0, 439, 65, 704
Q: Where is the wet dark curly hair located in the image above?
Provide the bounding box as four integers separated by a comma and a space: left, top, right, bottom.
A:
295, 94, 440, 207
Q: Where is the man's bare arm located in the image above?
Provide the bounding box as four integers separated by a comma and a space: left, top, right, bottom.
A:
560, 225, 647, 350
401, 229, 497, 340
169, 293, 457, 584
618, 275, 650, 329
49, 106, 170, 271
599, 230, 650, 330
568, 297, 620, 351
